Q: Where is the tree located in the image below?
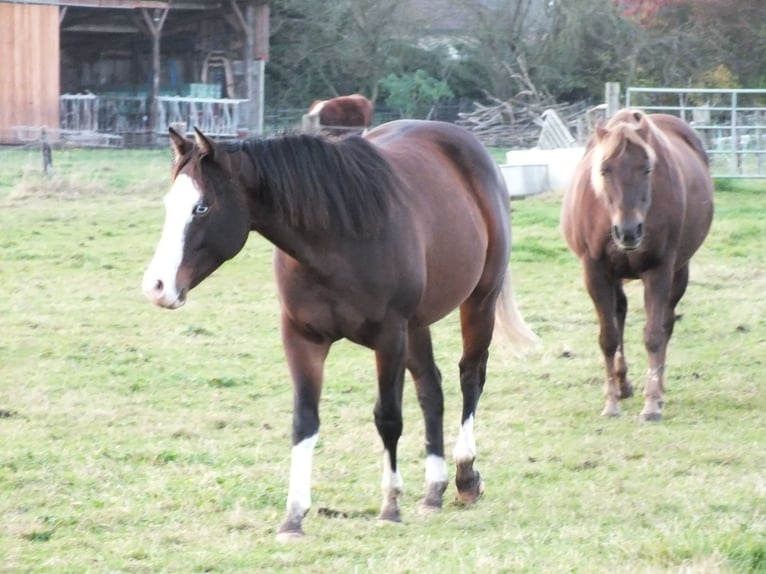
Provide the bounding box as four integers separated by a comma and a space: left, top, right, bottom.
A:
265, 0, 421, 107
379, 69, 454, 118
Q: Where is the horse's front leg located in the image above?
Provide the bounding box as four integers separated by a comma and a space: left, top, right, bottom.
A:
639, 264, 682, 422
276, 316, 331, 541
614, 282, 634, 400
584, 259, 623, 417
373, 322, 408, 523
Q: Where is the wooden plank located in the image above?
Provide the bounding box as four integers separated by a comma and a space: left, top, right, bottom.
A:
0, 4, 59, 144
4, 1, 219, 9
5, 1, 171, 9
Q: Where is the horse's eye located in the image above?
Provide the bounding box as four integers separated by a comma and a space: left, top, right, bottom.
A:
644, 167, 652, 175
193, 203, 209, 216
601, 166, 611, 176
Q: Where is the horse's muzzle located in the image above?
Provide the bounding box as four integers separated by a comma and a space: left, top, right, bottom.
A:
612, 222, 644, 251
142, 276, 187, 309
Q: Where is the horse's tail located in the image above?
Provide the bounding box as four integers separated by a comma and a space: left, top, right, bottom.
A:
494, 267, 540, 352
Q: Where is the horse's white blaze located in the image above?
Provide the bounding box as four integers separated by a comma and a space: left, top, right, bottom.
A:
381, 449, 404, 494
142, 174, 201, 307
286, 434, 318, 514
452, 415, 476, 463
425, 454, 448, 484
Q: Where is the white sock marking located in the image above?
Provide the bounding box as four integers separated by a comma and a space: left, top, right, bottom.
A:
425, 454, 448, 484
453, 415, 476, 463
381, 449, 404, 495
286, 434, 318, 514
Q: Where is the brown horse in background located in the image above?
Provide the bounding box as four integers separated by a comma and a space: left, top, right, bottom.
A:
561, 109, 714, 421
142, 119, 538, 539
307, 93, 373, 135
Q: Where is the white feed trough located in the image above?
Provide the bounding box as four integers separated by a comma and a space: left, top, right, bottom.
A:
499, 108, 586, 198
500, 147, 584, 198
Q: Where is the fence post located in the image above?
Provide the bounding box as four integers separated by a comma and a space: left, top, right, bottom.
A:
41, 128, 53, 178
605, 82, 620, 118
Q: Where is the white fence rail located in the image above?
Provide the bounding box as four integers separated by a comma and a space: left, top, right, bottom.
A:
59, 93, 249, 140
626, 87, 766, 178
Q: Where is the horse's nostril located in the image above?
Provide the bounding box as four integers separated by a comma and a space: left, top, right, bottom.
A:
154, 279, 164, 294
636, 222, 644, 237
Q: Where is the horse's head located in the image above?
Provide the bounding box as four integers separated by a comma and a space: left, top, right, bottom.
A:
590, 111, 657, 251
142, 128, 250, 309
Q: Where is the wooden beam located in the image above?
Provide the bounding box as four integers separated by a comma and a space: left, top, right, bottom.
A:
141, 6, 169, 144
7, 1, 171, 8
62, 24, 141, 33
230, 0, 247, 33
4, 1, 220, 8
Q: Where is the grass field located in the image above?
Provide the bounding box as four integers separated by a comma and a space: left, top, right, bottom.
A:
0, 146, 764, 573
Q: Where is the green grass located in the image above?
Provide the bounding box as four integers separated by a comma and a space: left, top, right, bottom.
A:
1, 147, 765, 573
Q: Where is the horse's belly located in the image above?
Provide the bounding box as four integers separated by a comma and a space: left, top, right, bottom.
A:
415, 235, 489, 325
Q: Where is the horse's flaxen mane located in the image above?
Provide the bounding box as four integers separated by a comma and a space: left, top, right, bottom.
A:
233, 133, 401, 238
590, 111, 660, 196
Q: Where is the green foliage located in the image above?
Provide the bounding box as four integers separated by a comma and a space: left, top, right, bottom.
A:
379, 69, 454, 118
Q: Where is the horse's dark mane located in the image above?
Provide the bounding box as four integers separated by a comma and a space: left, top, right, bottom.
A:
228, 133, 401, 238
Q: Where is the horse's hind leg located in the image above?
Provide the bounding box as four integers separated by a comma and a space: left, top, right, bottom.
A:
406, 323, 448, 511
453, 292, 495, 505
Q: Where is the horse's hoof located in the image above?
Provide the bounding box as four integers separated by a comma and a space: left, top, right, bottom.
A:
601, 405, 621, 417
639, 411, 662, 422
378, 506, 402, 523
419, 502, 442, 515
619, 384, 634, 399
275, 529, 305, 543
455, 473, 484, 506
422, 480, 447, 510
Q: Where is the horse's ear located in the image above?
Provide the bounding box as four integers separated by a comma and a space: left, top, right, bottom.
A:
594, 124, 608, 143
169, 126, 192, 163
194, 127, 216, 159
636, 115, 652, 142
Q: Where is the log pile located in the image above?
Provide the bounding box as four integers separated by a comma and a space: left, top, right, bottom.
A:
456, 96, 590, 148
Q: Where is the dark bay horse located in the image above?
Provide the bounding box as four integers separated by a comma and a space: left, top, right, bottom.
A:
142, 120, 538, 539
306, 93, 373, 135
561, 109, 713, 421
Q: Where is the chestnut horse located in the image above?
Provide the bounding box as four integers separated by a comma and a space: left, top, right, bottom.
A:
142, 120, 537, 539
561, 109, 713, 421
307, 93, 373, 135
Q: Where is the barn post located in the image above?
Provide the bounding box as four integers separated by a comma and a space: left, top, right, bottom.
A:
141, 8, 169, 145
231, 0, 268, 135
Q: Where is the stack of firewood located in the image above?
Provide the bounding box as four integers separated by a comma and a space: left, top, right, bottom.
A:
456, 96, 590, 148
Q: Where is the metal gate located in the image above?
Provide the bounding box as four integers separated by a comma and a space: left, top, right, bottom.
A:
626, 87, 766, 178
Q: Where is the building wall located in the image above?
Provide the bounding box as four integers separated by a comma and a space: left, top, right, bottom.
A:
0, 4, 60, 144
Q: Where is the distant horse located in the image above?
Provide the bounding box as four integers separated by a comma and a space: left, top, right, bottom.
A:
306, 93, 373, 135
142, 120, 538, 539
561, 109, 714, 421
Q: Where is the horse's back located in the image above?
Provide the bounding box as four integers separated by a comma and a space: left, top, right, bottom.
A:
366, 120, 509, 234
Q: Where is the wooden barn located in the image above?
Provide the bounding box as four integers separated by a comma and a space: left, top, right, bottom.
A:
0, 0, 269, 146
